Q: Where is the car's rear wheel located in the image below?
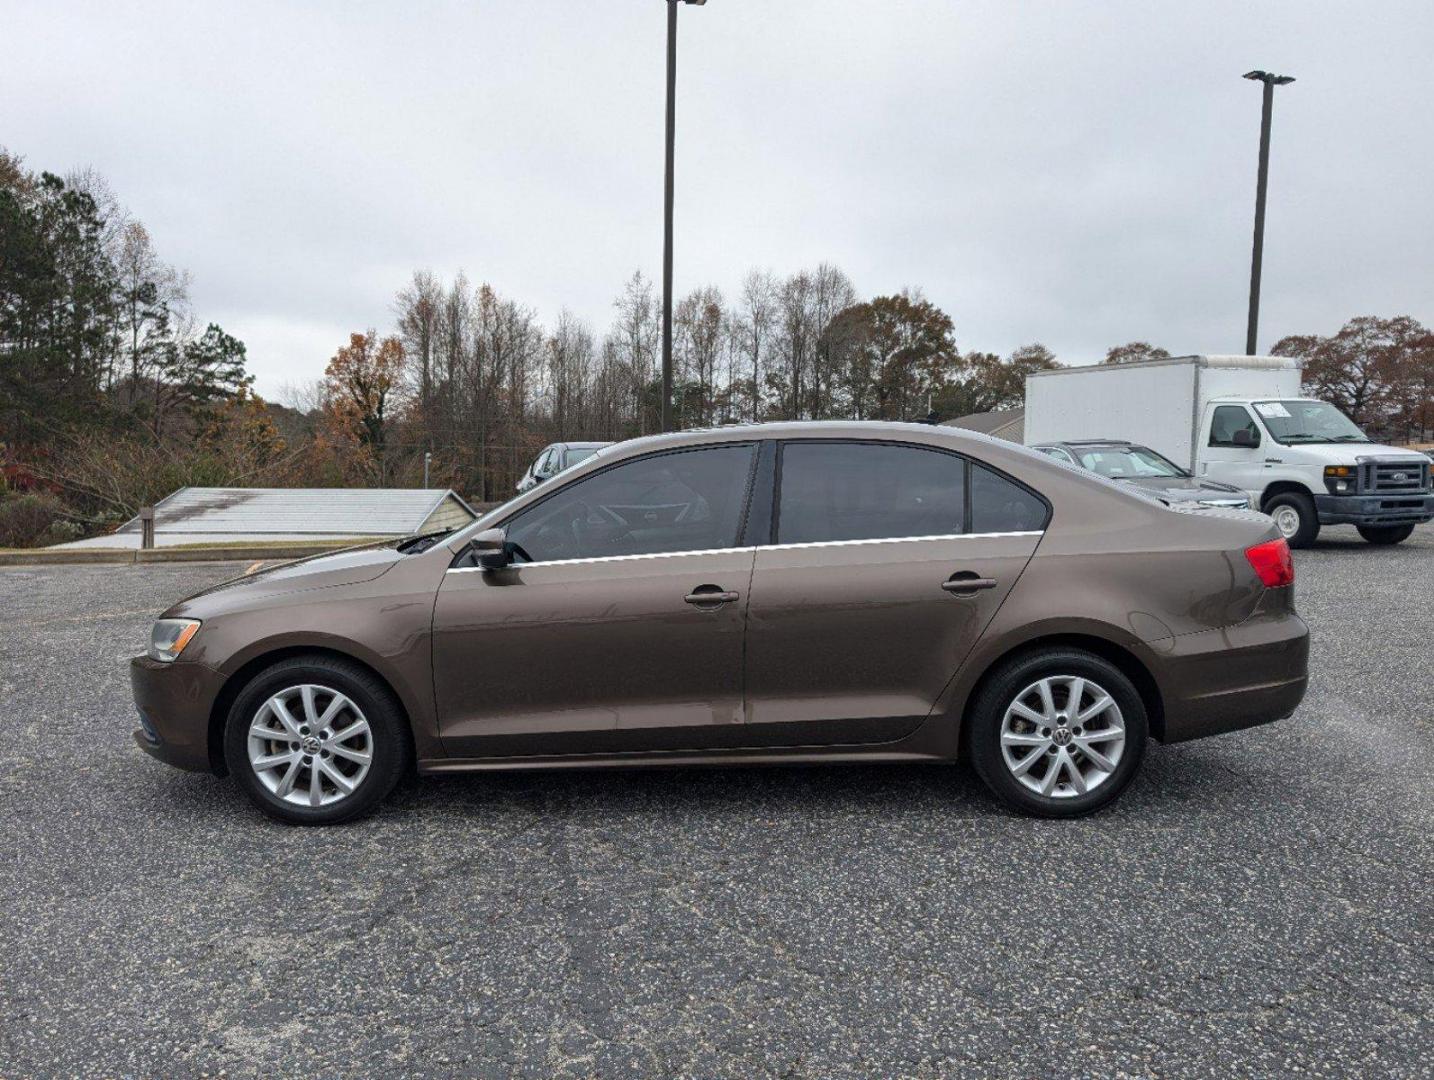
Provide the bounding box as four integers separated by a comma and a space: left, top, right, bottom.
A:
223, 655, 410, 825
1356, 524, 1415, 545
1264, 491, 1320, 549
968, 650, 1148, 818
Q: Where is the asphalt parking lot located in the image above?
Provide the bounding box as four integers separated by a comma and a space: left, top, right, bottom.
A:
1, 527, 1431, 1078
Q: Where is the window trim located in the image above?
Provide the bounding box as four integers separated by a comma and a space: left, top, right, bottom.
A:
485, 441, 763, 566
771, 437, 1051, 546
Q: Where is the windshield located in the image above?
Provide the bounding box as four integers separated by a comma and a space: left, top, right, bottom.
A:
1254, 400, 1368, 444
1076, 446, 1187, 479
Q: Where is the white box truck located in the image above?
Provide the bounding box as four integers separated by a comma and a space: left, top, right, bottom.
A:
1024, 355, 1434, 547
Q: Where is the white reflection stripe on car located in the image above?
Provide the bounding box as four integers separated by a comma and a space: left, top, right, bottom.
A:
446, 531, 1044, 573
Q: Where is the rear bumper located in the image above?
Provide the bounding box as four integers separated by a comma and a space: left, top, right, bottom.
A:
130, 656, 227, 773
1314, 492, 1434, 526
1153, 598, 1309, 744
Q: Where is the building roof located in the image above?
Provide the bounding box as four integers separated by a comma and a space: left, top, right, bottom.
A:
941, 408, 1025, 440
55, 487, 477, 550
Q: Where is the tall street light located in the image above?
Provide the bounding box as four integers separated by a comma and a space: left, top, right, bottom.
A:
661, 0, 705, 433
1243, 69, 1295, 355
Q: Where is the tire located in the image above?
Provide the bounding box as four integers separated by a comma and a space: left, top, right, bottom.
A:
223, 655, 411, 825
1264, 491, 1320, 549
967, 649, 1148, 818
1357, 524, 1415, 545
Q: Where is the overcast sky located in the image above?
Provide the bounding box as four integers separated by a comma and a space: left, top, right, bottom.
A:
5, 0, 1432, 400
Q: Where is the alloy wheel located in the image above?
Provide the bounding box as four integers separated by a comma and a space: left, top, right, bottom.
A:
247, 684, 374, 809
999, 675, 1126, 799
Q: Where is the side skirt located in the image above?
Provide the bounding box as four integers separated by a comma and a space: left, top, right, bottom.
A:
418, 747, 947, 774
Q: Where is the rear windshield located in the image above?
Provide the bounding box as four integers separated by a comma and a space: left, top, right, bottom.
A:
561, 447, 602, 469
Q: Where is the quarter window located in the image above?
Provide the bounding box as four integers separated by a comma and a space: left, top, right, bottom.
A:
776, 442, 966, 544
504, 444, 757, 562
970, 464, 1048, 533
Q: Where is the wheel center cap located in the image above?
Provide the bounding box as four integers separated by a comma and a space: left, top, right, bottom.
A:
1052, 727, 1073, 747
302, 735, 322, 755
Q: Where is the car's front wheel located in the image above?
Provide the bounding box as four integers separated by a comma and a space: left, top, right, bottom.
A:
1356, 523, 1415, 545
1264, 491, 1320, 549
967, 649, 1148, 818
223, 655, 410, 825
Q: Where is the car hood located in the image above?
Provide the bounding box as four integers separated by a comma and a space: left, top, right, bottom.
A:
1120, 476, 1246, 501
166, 542, 404, 615
1278, 442, 1427, 466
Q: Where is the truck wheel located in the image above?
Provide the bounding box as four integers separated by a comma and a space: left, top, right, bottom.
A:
1265, 492, 1320, 549
1356, 524, 1415, 545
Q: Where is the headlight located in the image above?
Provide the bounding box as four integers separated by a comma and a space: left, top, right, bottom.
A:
148, 619, 201, 663
1323, 465, 1356, 496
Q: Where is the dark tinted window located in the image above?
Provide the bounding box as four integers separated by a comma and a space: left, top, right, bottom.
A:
505, 444, 756, 561
970, 464, 1047, 533
777, 442, 965, 544
1209, 405, 1260, 447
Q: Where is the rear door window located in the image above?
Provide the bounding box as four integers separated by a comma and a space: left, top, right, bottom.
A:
776, 442, 966, 544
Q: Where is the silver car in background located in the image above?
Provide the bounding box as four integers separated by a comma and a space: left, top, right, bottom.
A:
1033, 440, 1254, 509
515, 441, 612, 493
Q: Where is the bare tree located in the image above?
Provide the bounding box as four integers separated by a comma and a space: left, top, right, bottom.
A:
734, 269, 778, 422
395, 270, 442, 432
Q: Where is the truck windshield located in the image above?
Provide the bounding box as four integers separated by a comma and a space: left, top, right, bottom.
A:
1076, 446, 1187, 479
1254, 400, 1369, 445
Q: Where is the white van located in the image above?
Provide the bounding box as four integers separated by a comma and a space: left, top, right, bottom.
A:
1024, 355, 1433, 547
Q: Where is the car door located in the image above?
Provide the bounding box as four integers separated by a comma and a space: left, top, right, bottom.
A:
741, 440, 1047, 747
432, 442, 760, 758
1201, 404, 1268, 498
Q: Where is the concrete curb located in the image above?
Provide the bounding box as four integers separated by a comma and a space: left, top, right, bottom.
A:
0, 542, 365, 566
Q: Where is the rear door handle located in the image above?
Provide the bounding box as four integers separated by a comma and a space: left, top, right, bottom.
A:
942, 572, 997, 595
684, 584, 740, 606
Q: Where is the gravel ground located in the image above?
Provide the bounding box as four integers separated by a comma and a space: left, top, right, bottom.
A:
1, 525, 1431, 1078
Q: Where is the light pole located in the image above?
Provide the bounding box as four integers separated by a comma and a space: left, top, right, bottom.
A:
1243, 70, 1295, 355
661, 0, 705, 433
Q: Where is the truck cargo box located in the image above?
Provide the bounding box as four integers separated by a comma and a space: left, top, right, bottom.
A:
1023, 355, 1302, 471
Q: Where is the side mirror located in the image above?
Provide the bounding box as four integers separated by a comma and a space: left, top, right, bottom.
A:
470, 527, 512, 571
1232, 429, 1258, 448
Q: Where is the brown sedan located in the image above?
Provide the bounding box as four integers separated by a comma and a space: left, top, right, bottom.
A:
132, 422, 1309, 824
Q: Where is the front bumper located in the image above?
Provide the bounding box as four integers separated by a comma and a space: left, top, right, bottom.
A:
130, 656, 227, 773
1152, 593, 1309, 744
1314, 492, 1434, 526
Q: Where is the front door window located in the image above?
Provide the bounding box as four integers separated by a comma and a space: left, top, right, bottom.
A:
505, 444, 757, 562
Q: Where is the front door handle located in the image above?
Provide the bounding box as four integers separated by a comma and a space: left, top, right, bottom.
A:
684, 584, 740, 607
943, 571, 998, 595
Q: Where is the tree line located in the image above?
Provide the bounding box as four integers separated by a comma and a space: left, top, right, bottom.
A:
3, 146, 1431, 546
324, 268, 1061, 499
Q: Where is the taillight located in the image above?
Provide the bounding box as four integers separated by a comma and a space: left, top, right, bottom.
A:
1245, 538, 1294, 588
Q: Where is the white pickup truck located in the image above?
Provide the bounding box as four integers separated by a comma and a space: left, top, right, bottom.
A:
1024, 354, 1434, 547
